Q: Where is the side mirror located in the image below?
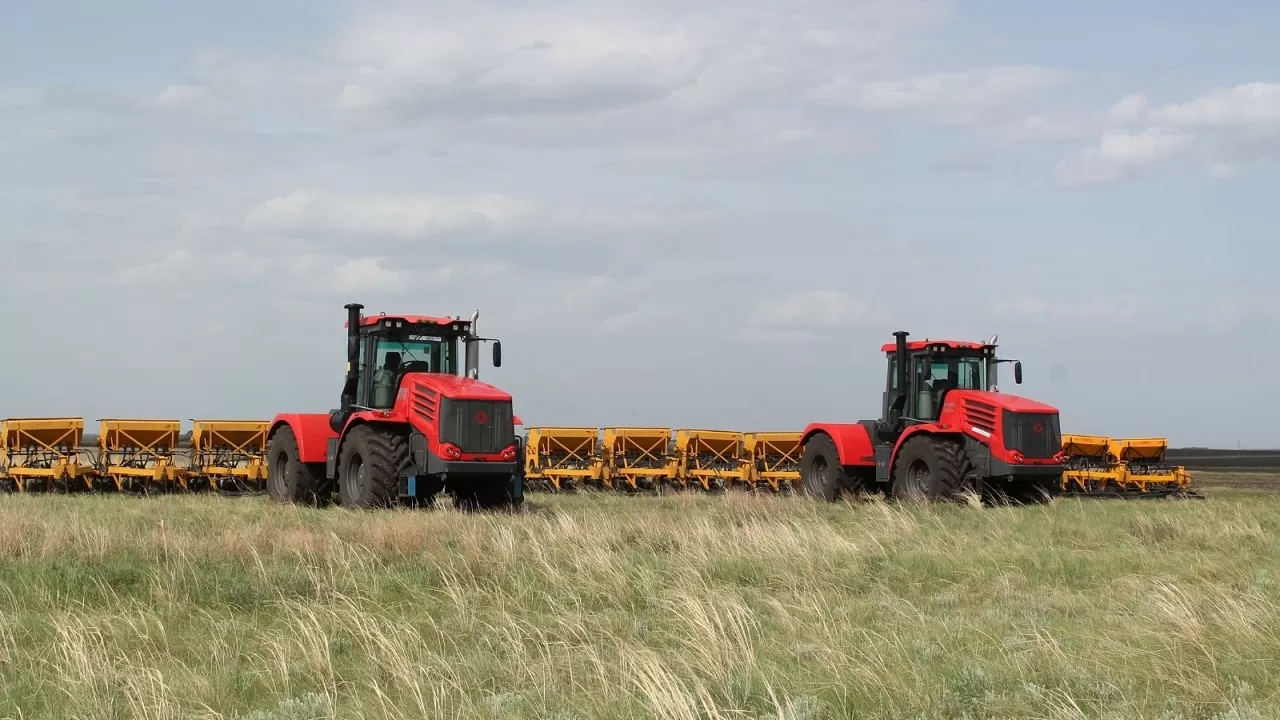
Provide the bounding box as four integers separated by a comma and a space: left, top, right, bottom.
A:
492, 340, 502, 368
1014, 361, 1023, 384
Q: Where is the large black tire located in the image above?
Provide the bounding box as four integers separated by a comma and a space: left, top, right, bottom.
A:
891, 435, 974, 502
337, 424, 409, 509
798, 433, 847, 501
266, 426, 325, 506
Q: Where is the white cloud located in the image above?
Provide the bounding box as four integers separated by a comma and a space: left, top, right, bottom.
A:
180, 0, 955, 165
332, 5, 707, 117
991, 294, 1158, 323
282, 253, 452, 296
116, 247, 266, 287
1000, 114, 1090, 143
116, 244, 425, 298
1052, 128, 1193, 187
1107, 93, 1148, 125
545, 203, 718, 232
0, 87, 44, 109
1149, 82, 1280, 129
990, 296, 1048, 320
597, 302, 686, 334
749, 290, 880, 334
1210, 161, 1240, 180
328, 256, 410, 294
3, 0, 1277, 446
240, 190, 717, 251
991, 287, 1273, 331
152, 84, 213, 111
243, 190, 538, 238
1060, 82, 1280, 185
811, 65, 1070, 125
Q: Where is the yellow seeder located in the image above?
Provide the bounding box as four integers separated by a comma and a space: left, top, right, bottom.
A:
522, 427, 604, 492
601, 427, 675, 492
742, 431, 802, 493
0, 418, 94, 492
1060, 433, 1200, 499
97, 419, 187, 494
190, 420, 271, 494
675, 429, 745, 492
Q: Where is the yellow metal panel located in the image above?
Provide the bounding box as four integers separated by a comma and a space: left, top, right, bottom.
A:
98, 418, 186, 493
1110, 437, 1191, 492
743, 431, 802, 492
1059, 433, 1194, 496
1059, 433, 1121, 493
601, 427, 674, 491
0, 417, 92, 492
675, 429, 746, 491
523, 427, 602, 491
1110, 437, 1168, 462
1061, 434, 1113, 459
190, 419, 271, 492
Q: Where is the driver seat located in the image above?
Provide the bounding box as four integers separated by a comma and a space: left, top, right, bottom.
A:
372, 351, 402, 407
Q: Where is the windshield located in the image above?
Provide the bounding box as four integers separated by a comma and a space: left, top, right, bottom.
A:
910, 352, 988, 421
922, 354, 986, 392
372, 333, 456, 376
360, 332, 460, 409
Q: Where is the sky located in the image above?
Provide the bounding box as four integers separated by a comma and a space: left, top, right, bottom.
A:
2, 0, 1278, 448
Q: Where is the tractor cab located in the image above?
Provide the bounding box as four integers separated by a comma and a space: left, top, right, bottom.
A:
880, 332, 1022, 433
344, 308, 502, 412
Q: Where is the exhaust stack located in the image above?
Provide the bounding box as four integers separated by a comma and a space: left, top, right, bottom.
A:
464, 309, 480, 379
889, 330, 910, 424
341, 302, 364, 411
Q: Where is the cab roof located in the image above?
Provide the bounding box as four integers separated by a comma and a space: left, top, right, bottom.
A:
344, 314, 471, 329
879, 339, 993, 353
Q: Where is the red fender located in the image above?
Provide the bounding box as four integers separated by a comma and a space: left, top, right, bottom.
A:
269, 413, 338, 464
800, 423, 875, 467
889, 425, 967, 466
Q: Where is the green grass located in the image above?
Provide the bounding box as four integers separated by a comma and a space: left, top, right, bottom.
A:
1, 487, 1279, 719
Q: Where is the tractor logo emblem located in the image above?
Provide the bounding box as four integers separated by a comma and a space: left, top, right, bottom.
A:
1033, 422, 1044, 434
475, 411, 489, 425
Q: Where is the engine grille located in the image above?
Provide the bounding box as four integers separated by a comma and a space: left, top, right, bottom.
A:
438, 399, 515, 454
1002, 410, 1061, 459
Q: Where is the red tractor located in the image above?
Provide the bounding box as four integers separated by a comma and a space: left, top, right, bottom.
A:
265, 302, 524, 510
799, 331, 1064, 504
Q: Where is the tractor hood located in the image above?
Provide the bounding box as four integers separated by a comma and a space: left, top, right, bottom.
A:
406, 373, 512, 402
952, 388, 1058, 414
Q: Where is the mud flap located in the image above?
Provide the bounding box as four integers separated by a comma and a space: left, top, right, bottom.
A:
325, 438, 339, 480
511, 435, 525, 503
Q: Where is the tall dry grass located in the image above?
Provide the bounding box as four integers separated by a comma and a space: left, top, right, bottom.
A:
0, 488, 1277, 719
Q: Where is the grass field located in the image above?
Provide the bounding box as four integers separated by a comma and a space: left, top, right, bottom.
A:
1, 479, 1278, 719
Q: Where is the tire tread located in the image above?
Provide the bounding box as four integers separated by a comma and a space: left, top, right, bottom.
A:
338, 424, 411, 508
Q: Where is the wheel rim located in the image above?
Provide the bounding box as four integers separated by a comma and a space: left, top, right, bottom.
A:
906, 458, 930, 495
270, 450, 290, 495
345, 453, 366, 497
808, 456, 827, 494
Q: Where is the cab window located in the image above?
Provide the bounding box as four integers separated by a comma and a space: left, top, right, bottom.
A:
925, 357, 985, 391
367, 334, 457, 409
